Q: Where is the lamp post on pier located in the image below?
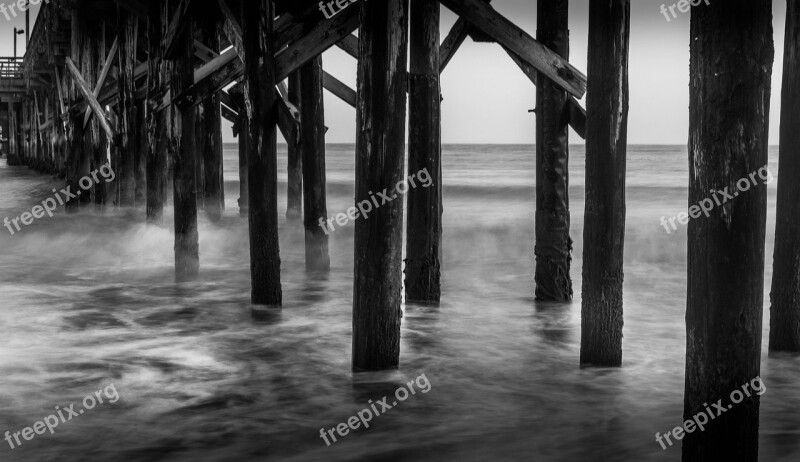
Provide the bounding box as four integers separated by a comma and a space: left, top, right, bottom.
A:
13, 28, 25, 59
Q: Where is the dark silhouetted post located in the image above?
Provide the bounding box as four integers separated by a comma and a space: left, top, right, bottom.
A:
535, 0, 572, 302
169, 13, 200, 281
770, 0, 800, 353
683, 1, 773, 460
405, 0, 442, 305
146, 0, 170, 223
287, 72, 303, 222
242, 0, 282, 306
117, 8, 137, 207
352, 0, 409, 371
580, 0, 629, 367
299, 56, 330, 272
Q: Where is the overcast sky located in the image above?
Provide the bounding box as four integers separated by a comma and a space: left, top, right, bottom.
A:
1, 0, 789, 144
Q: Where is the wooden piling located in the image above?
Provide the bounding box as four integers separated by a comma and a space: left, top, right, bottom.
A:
145, 0, 170, 224
7, 102, 19, 165
92, 28, 107, 206
769, 0, 800, 353
79, 21, 97, 206
117, 7, 137, 207
242, 0, 282, 306
535, 0, 572, 302
134, 99, 147, 207
286, 71, 303, 222
405, 0, 442, 305
169, 14, 200, 281
199, 12, 224, 222
230, 85, 249, 218
352, 0, 409, 371
579, 0, 629, 367
299, 56, 330, 272
682, 1, 773, 460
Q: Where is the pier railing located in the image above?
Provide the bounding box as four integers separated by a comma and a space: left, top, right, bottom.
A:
0, 58, 24, 79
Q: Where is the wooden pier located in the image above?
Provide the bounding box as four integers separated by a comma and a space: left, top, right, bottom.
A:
0, 1, 794, 459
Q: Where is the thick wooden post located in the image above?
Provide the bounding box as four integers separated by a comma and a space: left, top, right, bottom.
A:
580, 0, 629, 367
236, 112, 249, 217
117, 8, 137, 207
230, 85, 248, 217
770, 1, 800, 353
8, 102, 18, 165
352, 0, 409, 371
80, 24, 98, 206
405, 0, 442, 305
683, 1, 773, 460
146, 0, 170, 223
286, 72, 303, 222
135, 99, 147, 207
93, 28, 107, 206
199, 14, 224, 222
535, 0, 572, 302
299, 56, 330, 272
170, 15, 200, 281
242, 0, 282, 306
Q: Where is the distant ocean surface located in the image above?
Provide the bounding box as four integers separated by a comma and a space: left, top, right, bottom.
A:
0, 144, 797, 461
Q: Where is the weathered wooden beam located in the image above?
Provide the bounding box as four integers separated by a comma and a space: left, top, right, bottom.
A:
771, 0, 800, 353
83, 36, 118, 129
439, 18, 469, 73
194, 40, 217, 63
198, 10, 225, 221
534, 0, 572, 302
118, 9, 138, 206
299, 57, 330, 271
286, 72, 302, 221
163, 0, 193, 59
172, 2, 359, 110
220, 102, 237, 123
242, 0, 282, 307
275, 8, 360, 82
683, 0, 772, 458
440, 0, 586, 97
503, 47, 587, 139
216, 0, 244, 59
335, 34, 359, 59
322, 71, 356, 108
406, 0, 442, 305
352, 0, 409, 372
64, 57, 114, 140
580, 0, 630, 366
170, 12, 200, 281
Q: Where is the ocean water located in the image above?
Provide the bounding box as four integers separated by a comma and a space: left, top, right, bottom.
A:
0, 144, 798, 462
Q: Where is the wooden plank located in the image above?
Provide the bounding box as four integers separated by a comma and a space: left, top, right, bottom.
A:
83, 36, 118, 129
194, 40, 218, 62
322, 70, 356, 108
440, 0, 586, 97
54, 65, 66, 116
336, 34, 359, 59
173, 2, 359, 110
220, 101, 237, 122
274, 6, 359, 81
503, 46, 586, 139
217, 0, 244, 59
163, 0, 192, 59
64, 57, 114, 140
439, 18, 469, 73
